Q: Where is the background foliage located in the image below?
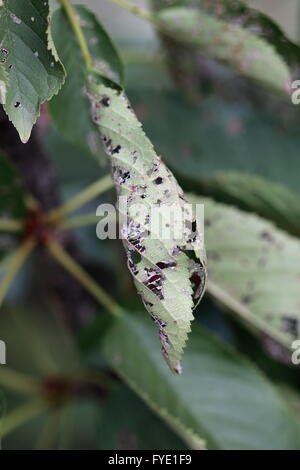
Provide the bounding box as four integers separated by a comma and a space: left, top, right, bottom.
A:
0, 0, 300, 450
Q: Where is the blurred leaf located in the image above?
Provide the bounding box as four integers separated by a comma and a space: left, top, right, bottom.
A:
157, 7, 291, 95
157, 0, 300, 65
2, 404, 50, 450
0, 305, 81, 377
279, 386, 300, 424
79, 314, 113, 354
88, 81, 207, 373
45, 125, 107, 184
192, 196, 300, 349
153, 0, 300, 98
0, 0, 65, 142
100, 386, 186, 450
57, 399, 102, 450
103, 313, 300, 450
49, 6, 123, 158
196, 172, 300, 238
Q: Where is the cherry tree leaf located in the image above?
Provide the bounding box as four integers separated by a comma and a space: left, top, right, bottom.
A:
156, 0, 300, 76
156, 6, 291, 95
194, 172, 300, 238
191, 195, 300, 349
102, 313, 300, 449
88, 79, 207, 373
0, 0, 65, 142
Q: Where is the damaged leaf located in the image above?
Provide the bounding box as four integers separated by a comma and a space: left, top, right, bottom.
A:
161, 0, 300, 76
0, 0, 65, 142
88, 80, 207, 373
191, 195, 300, 351
156, 6, 291, 95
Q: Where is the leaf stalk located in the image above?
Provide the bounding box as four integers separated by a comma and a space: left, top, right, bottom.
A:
0, 237, 36, 309
58, 0, 93, 69
47, 174, 113, 224
46, 239, 123, 318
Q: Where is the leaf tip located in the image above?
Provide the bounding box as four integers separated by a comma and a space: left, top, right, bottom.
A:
173, 361, 183, 375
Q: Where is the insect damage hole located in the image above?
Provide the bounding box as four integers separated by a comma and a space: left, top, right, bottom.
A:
143, 266, 165, 300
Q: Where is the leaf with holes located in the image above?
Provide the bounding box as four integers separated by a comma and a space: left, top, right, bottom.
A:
88, 79, 207, 373
191, 195, 300, 349
0, 0, 65, 142
49, 5, 123, 158
156, 6, 291, 95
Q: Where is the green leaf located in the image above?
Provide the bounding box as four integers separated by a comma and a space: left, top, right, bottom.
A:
166, 0, 300, 70
49, 6, 123, 157
156, 7, 291, 95
100, 386, 186, 450
0, 57, 7, 104
154, 0, 300, 75
0, 0, 65, 142
88, 81, 207, 373
195, 172, 300, 238
103, 313, 300, 450
280, 386, 300, 425
191, 195, 300, 348
0, 304, 82, 377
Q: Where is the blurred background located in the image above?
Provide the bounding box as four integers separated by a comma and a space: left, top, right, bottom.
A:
1, 0, 300, 450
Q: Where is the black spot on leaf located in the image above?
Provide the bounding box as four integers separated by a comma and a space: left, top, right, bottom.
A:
100, 94, 110, 107
282, 316, 298, 338
156, 260, 177, 269
153, 177, 163, 185
143, 266, 165, 300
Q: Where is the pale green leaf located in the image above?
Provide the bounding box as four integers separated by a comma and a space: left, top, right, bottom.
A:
88, 80, 207, 373
191, 196, 300, 348
0, 0, 65, 142
0, 60, 7, 104
157, 7, 291, 94
157, 0, 300, 74
103, 313, 300, 450
154, 0, 300, 74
